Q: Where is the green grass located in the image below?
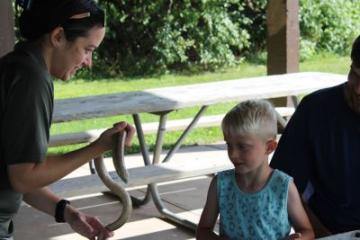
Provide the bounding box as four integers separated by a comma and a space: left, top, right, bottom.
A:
54, 62, 267, 99
50, 53, 350, 154
300, 52, 350, 73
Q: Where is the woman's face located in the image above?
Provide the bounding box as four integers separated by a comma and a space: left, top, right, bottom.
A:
50, 26, 105, 80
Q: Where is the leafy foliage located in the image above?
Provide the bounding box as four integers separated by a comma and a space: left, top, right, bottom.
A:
299, 0, 360, 59
96, 0, 260, 76
92, 0, 359, 76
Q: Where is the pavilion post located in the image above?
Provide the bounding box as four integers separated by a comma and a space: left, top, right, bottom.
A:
0, 0, 15, 58
266, 0, 300, 107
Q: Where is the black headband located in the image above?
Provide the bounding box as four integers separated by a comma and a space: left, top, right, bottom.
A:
17, 0, 104, 41
16, 0, 96, 17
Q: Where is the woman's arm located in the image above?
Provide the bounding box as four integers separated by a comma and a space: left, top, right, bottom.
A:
287, 181, 315, 240
196, 176, 228, 240
23, 187, 113, 240
8, 122, 134, 193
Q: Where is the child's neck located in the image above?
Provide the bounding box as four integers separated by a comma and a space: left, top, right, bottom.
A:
235, 163, 273, 193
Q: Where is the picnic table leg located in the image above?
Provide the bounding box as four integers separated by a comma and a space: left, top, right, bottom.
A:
130, 113, 153, 206
147, 112, 198, 230
152, 112, 169, 164
130, 112, 171, 206
149, 107, 213, 231
130, 111, 172, 206
162, 105, 208, 163
275, 111, 288, 130
276, 95, 298, 132
150, 183, 198, 231
133, 108, 208, 230
290, 95, 299, 107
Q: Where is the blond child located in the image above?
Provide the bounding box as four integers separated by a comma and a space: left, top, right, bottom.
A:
196, 100, 314, 240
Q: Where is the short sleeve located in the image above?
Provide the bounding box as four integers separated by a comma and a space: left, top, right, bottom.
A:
1, 64, 53, 165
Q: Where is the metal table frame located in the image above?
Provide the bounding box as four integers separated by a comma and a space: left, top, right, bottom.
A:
130, 105, 208, 230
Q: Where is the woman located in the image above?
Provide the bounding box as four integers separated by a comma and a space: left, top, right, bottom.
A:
0, 0, 134, 239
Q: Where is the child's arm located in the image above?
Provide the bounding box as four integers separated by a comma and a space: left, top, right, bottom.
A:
287, 181, 315, 240
196, 176, 228, 240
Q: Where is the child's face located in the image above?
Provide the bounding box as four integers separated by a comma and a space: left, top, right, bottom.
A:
224, 133, 276, 175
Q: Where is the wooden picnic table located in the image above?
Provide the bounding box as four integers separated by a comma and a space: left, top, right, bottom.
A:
53, 72, 346, 123
52, 71, 346, 231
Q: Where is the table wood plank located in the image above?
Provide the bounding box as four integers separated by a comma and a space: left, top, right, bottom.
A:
53, 72, 346, 123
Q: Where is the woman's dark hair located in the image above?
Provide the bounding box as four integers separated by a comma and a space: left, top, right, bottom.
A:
16, 0, 105, 42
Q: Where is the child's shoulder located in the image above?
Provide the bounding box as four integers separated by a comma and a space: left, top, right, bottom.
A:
217, 169, 234, 178
216, 169, 235, 185
270, 169, 293, 186
272, 169, 292, 179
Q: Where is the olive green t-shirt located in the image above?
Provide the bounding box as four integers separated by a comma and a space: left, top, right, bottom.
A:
0, 42, 54, 237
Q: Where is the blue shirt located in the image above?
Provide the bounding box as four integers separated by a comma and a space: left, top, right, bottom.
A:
217, 169, 291, 240
271, 84, 360, 233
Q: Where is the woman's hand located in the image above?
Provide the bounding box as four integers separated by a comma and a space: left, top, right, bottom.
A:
96, 121, 135, 152
65, 206, 114, 240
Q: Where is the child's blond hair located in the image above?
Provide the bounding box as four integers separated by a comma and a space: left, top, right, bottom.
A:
221, 99, 277, 141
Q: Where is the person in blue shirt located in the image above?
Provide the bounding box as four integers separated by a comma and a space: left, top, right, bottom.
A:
270, 36, 360, 237
196, 100, 314, 240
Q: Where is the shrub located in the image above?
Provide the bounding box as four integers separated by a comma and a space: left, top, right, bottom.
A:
88, 0, 360, 76
97, 0, 255, 76
299, 0, 360, 59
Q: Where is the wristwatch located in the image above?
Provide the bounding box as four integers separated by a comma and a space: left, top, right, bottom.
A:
55, 199, 70, 223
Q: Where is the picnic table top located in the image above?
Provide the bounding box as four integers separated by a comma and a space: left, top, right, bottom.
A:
53, 72, 346, 123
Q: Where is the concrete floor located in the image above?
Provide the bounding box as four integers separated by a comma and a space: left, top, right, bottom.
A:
13, 144, 226, 240
11, 142, 355, 240
14, 179, 210, 240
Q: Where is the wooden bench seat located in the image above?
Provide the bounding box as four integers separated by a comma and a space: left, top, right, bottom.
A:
49, 107, 295, 147
49, 157, 233, 198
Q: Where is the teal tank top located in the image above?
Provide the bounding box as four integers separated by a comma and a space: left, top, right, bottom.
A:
217, 169, 292, 240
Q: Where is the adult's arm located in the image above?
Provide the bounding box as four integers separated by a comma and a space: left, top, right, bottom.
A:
8, 122, 134, 193
23, 187, 113, 240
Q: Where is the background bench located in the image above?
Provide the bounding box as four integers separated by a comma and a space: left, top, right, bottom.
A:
49, 107, 295, 147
